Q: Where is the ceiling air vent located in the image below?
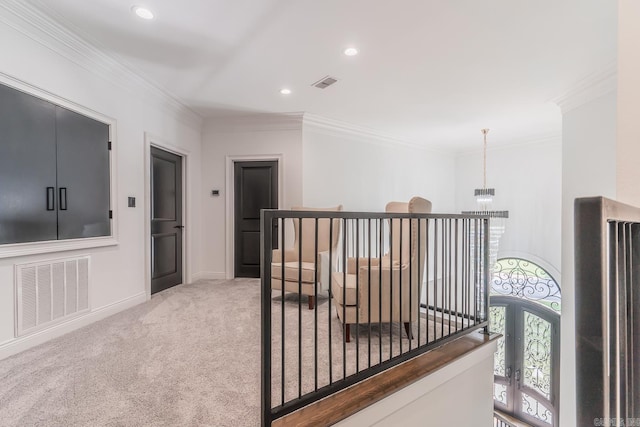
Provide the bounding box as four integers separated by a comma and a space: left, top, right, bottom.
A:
312, 76, 338, 89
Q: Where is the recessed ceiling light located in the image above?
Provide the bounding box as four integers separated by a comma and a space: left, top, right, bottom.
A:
132, 6, 154, 20
279, 88, 291, 95
344, 47, 359, 56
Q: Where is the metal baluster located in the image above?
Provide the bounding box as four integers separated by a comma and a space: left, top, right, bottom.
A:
298, 217, 303, 398
408, 215, 413, 351
454, 219, 459, 332
399, 217, 403, 354
355, 219, 360, 371
448, 218, 452, 334
328, 218, 333, 385
342, 218, 347, 379
281, 217, 286, 405
367, 218, 372, 368
261, 211, 273, 425
441, 218, 445, 339
433, 218, 438, 341
379, 218, 383, 363
314, 218, 319, 391
389, 215, 394, 358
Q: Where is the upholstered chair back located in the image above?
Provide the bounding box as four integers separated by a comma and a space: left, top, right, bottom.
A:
385, 197, 431, 291
291, 205, 343, 263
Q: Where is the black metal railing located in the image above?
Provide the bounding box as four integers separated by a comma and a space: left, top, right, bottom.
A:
261, 210, 491, 426
575, 197, 640, 427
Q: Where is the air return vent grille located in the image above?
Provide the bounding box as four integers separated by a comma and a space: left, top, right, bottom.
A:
15, 256, 90, 337
312, 76, 338, 89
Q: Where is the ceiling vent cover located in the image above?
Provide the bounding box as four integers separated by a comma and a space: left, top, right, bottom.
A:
312, 76, 338, 89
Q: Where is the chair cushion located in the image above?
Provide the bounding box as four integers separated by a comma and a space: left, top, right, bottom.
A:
331, 273, 358, 306
271, 261, 316, 283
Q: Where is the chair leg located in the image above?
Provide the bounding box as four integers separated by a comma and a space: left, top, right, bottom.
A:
308, 295, 315, 310
344, 324, 351, 343
404, 322, 414, 340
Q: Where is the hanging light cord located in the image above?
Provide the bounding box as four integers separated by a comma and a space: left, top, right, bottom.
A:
482, 128, 489, 189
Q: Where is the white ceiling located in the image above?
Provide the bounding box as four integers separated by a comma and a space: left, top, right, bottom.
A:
30, 0, 617, 150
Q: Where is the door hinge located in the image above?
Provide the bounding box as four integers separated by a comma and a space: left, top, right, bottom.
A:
108, 141, 112, 151
109, 210, 113, 219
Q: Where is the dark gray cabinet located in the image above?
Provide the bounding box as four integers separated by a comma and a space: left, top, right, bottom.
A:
0, 83, 111, 245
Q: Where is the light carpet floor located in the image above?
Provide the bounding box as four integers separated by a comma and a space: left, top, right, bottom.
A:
0, 279, 262, 427
0, 279, 456, 426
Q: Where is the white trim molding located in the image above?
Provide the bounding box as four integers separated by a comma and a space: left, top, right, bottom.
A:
225, 154, 284, 279
552, 62, 617, 114
207, 112, 304, 133
192, 271, 227, 281
0, 1, 202, 129
0, 291, 146, 361
303, 113, 447, 154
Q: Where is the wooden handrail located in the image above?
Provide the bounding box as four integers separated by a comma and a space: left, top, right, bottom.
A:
273, 331, 500, 427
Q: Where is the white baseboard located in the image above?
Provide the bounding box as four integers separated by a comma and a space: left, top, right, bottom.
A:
192, 271, 227, 281
0, 291, 147, 361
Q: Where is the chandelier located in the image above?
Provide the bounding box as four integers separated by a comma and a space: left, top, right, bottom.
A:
462, 129, 508, 273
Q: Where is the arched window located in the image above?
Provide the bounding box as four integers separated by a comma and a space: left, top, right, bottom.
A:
489, 258, 560, 427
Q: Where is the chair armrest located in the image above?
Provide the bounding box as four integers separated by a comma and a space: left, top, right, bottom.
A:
347, 257, 381, 274
272, 249, 298, 263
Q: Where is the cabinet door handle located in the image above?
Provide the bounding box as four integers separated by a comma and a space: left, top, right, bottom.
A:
46, 187, 55, 211
59, 187, 67, 211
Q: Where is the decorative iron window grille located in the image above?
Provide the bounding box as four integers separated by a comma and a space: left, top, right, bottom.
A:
490, 258, 561, 313
490, 257, 560, 427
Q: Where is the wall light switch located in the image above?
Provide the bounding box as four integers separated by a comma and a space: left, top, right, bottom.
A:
128, 197, 136, 207
211, 190, 220, 196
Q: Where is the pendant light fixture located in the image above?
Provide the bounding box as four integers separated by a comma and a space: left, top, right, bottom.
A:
462, 129, 509, 279
462, 128, 509, 219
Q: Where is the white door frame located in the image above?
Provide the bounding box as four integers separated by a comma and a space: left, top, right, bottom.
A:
225, 154, 283, 279
144, 133, 191, 298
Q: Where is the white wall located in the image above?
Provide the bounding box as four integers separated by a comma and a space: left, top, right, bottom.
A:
617, 0, 640, 207
302, 121, 456, 213
560, 90, 617, 427
337, 341, 496, 427
0, 6, 202, 357
201, 114, 304, 278
455, 138, 562, 273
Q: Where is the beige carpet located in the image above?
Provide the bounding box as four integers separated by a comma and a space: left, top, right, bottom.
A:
0, 279, 456, 426
0, 279, 263, 427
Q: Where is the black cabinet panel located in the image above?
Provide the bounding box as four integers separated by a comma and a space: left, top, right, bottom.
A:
0, 84, 58, 244
55, 107, 110, 240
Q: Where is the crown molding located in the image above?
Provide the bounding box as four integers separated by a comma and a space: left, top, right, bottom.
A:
206, 112, 304, 133
0, 1, 202, 129
552, 61, 617, 114
302, 113, 448, 154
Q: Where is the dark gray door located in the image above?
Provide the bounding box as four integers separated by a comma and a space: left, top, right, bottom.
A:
151, 147, 183, 294
234, 161, 278, 278
56, 107, 110, 240
0, 84, 57, 244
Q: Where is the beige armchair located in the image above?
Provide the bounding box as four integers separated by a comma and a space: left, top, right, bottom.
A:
271, 205, 342, 309
331, 197, 431, 342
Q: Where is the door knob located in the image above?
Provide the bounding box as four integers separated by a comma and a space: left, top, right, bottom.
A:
174, 225, 184, 229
